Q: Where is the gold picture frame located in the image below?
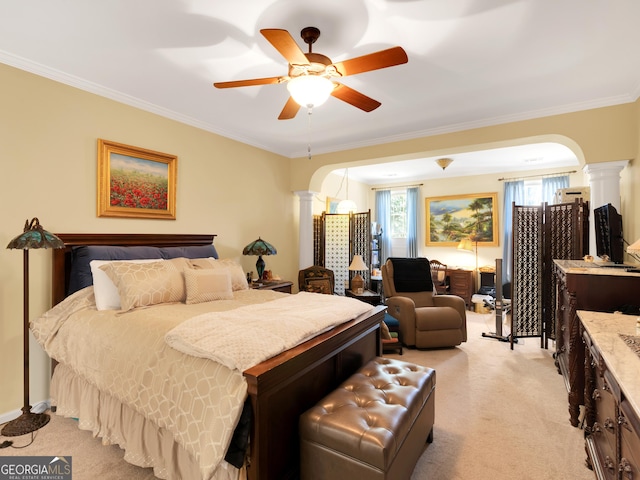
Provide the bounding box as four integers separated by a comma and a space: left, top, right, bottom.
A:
426, 192, 498, 246
97, 139, 177, 219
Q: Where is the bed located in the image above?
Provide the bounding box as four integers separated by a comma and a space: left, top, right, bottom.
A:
38, 233, 384, 480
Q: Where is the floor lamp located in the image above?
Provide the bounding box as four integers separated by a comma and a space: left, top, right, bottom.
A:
2, 218, 64, 437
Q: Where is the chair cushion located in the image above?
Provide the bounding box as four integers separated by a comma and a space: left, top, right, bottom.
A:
415, 306, 463, 331
388, 257, 433, 292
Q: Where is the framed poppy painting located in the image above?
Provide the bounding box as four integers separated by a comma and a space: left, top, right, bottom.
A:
97, 139, 177, 219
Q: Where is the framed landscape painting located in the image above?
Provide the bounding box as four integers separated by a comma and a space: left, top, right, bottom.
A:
426, 192, 498, 246
97, 139, 177, 219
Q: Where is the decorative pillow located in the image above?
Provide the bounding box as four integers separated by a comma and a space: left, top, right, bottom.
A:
184, 268, 233, 304
189, 257, 249, 291
100, 258, 189, 311
90, 259, 162, 311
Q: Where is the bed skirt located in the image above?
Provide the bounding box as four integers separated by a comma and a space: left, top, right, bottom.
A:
50, 364, 243, 480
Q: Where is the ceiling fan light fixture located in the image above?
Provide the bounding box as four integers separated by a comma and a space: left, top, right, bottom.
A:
287, 75, 334, 108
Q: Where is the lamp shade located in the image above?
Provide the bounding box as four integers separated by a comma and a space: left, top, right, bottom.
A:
7, 217, 64, 250
336, 199, 357, 214
242, 237, 277, 256
628, 238, 640, 255
287, 75, 334, 108
457, 238, 474, 252
349, 254, 369, 271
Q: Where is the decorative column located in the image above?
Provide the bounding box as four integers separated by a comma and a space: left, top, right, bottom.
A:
294, 190, 315, 270
583, 160, 628, 256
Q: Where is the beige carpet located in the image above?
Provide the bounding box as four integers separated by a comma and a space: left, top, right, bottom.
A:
0, 312, 593, 480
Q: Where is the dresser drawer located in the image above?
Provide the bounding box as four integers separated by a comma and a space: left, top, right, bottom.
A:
620, 400, 640, 480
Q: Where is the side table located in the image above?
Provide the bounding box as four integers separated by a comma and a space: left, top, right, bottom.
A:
250, 280, 293, 294
344, 289, 381, 305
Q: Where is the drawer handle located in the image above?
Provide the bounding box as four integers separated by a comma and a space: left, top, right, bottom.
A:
592, 422, 602, 434
605, 456, 615, 472
619, 415, 632, 432
604, 418, 615, 431
619, 458, 633, 479
592, 389, 601, 401
602, 380, 610, 392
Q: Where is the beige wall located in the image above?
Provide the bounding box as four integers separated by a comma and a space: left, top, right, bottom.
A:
295, 101, 639, 272
1, 61, 638, 418
0, 64, 296, 416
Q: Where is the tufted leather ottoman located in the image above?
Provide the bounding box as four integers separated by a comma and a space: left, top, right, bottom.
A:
299, 357, 435, 480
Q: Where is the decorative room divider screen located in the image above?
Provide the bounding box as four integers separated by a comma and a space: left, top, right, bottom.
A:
511, 199, 589, 349
313, 211, 371, 295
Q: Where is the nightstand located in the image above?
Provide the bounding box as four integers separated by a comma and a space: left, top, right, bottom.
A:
250, 280, 293, 294
345, 289, 381, 306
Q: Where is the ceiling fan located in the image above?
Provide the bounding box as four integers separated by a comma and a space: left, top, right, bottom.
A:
213, 27, 408, 120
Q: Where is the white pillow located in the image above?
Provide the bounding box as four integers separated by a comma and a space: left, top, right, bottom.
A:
90, 259, 162, 310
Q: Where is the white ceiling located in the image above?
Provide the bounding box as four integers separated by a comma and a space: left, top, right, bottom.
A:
2, 1, 639, 183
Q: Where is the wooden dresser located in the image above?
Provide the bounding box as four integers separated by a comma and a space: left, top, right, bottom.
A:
579, 311, 640, 480
553, 260, 640, 427
446, 268, 475, 309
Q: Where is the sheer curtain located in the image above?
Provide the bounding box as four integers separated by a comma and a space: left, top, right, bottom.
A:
502, 180, 524, 284
375, 190, 392, 264
542, 175, 569, 203
406, 187, 419, 257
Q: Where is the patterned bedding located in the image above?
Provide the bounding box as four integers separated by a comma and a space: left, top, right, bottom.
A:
31, 286, 286, 480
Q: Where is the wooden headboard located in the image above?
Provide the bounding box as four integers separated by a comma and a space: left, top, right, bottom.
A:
51, 233, 216, 306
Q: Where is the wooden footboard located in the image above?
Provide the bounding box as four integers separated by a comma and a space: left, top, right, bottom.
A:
244, 306, 384, 480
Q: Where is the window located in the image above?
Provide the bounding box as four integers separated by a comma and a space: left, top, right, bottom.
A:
523, 179, 542, 205
390, 191, 407, 238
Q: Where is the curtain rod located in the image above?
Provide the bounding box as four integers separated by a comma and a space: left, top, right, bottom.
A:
371, 183, 423, 191
497, 170, 577, 182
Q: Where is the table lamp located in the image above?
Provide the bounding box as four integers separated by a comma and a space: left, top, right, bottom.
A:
349, 254, 368, 294
2, 218, 65, 437
243, 237, 277, 281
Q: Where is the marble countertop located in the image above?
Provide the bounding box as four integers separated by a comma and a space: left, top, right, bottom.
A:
554, 259, 640, 277
578, 310, 640, 414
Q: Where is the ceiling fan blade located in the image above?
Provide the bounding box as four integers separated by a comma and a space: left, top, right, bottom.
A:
260, 29, 310, 66
331, 84, 381, 112
278, 97, 301, 120
332, 46, 408, 76
213, 76, 283, 89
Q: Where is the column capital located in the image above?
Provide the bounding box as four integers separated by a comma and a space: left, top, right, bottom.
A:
583, 160, 629, 177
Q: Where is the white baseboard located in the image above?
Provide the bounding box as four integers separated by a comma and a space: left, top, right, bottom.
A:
0, 400, 51, 425
0, 409, 20, 426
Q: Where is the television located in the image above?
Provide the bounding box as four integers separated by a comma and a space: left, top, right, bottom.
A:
593, 203, 624, 264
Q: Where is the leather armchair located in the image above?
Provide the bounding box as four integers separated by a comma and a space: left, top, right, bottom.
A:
382, 258, 467, 349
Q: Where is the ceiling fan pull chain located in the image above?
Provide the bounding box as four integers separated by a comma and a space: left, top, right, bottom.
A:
307, 107, 313, 160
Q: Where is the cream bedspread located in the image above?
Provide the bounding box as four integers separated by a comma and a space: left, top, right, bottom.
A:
165, 292, 374, 371
31, 287, 286, 480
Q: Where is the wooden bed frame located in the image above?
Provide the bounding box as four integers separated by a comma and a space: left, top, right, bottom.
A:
51, 233, 384, 480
